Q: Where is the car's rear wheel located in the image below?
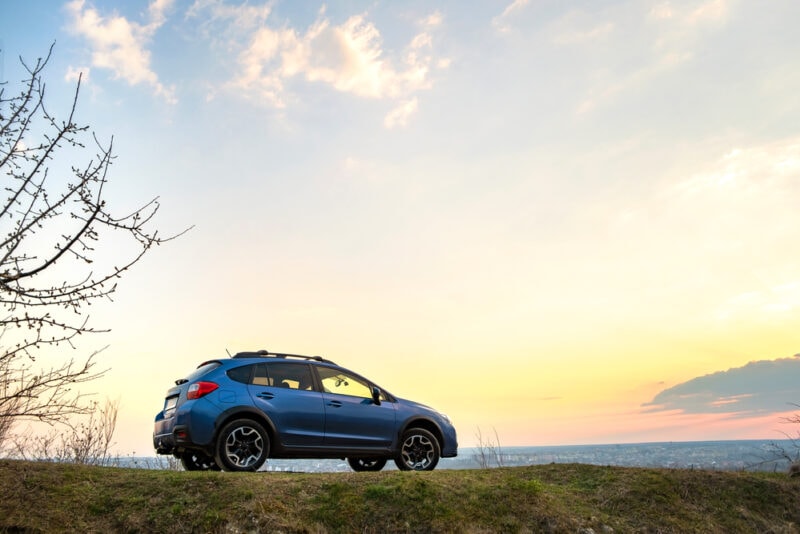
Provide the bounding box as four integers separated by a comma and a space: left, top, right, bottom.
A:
215, 419, 270, 472
180, 451, 220, 471
394, 428, 440, 471
347, 457, 388, 472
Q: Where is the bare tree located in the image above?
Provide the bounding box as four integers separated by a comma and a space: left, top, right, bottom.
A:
473, 427, 505, 468
770, 405, 800, 476
10, 398, 119, 466
0, 44, 186, 446
748, 403, 800, 476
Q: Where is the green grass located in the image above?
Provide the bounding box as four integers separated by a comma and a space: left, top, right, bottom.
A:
1, 460, 798, 533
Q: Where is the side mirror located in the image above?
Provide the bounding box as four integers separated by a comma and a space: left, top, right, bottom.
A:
371, 386, 382, 405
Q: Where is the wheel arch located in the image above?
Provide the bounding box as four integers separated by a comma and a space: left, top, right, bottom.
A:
212, 407, 278, 454
398, 418, 444, 450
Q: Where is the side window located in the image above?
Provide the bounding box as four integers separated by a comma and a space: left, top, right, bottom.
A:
266, 362, 314, 390
317, 367, 372, 399
252, 364, 269, 386
227, 364, 254, 384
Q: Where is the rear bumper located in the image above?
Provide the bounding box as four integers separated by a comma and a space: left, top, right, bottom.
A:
154, 402, 219, 454
153, 410, 173, 454
154, 423, 195, 453
153, 434, 175, 454
153, 408, 192, 454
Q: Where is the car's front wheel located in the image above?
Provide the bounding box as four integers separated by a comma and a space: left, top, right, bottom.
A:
180, 451, 220, 471
394, 428, 440, 471
347, 457, 388, 472
214, 419, 270, 472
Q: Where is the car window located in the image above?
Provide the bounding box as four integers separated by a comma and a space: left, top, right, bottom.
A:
252, 363, 269, 386
185, 361, 221, 382
317, 367, 373, 399
265, 362, 314, 390
226, 364, 253, 384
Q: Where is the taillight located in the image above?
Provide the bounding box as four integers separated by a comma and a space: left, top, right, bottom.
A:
187, 381, 219, 400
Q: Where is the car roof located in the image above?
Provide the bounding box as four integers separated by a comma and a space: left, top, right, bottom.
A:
230, 350, 337, 365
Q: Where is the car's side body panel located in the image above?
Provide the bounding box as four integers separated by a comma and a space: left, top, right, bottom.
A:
248, 384, 326, 446
321, 391, 397, 448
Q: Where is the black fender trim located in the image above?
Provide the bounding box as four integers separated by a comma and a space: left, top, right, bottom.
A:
397, 418, 445, 451
211, 406, 279, 455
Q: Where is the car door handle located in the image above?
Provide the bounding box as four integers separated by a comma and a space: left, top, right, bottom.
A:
327, 400, 342, 408
257, 392, 274, 399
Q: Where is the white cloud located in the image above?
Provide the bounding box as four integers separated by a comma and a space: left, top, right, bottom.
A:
715, 283, 800, 322
65, 0, 176, 104
65, 65, 90, 84
206, 6, 445, 126
550, 9, 616, 46
492, 0, 530, 33
677, 138, 800, 196
575, 49, 691, 115
650, 2, 674, 20
187, 0, 272, 46
652, 137, 800, 323
648, 0, 729, 25
383, 98, 418, 129
302, 15, 392, 98
686, 0, 729, 25
146, 0, 173, 29
650, 0, 730, 54
571, 0, 731, 115
552, 21, 614, 45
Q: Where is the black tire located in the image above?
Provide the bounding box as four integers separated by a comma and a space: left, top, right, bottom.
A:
180, 451, 221, 471
394, 428, 440, 471
214, 419, 270, 472
347, 457, 388, 472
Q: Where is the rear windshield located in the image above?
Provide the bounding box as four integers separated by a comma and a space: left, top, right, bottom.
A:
184, 360, 221, 382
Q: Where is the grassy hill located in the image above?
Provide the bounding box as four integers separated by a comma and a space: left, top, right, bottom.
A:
1, 459, 798, 533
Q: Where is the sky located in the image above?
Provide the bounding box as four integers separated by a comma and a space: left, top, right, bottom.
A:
1, 0, 800, 455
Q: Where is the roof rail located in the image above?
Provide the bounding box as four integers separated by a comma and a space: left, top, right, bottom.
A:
231, 349, 336, 365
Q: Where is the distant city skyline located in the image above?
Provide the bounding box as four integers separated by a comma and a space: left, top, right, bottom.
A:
1, 0, 799, 455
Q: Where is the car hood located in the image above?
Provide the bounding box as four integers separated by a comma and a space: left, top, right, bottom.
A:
396, 397, 442, 417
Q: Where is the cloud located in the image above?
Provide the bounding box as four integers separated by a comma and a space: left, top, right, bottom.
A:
492, 0, 530, 34
550, 9, 615, 46
575, 49, 690, 115
384, 98, 418, 129
676, 138, 800, 196
193, 3, 445, 126
669, 139, 800, 304
648, 0, 730, 56
643, 355, 800, 416
649, 2, 674, 20
685, 0, 729, 25
598, 135, 800, 329
553, 21, 614, 45
187, 0, 272, 47
65, 0, 176, 104
64, 65, 90, 83
648, 0, 729, 25
570, 0, 731, 115
715, 282, 800, 323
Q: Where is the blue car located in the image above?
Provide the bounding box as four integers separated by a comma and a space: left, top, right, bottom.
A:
153, 350, 458, 472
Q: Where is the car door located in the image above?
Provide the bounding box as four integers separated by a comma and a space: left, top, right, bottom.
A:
247, 362, 325, 447
316, 366, 396, 448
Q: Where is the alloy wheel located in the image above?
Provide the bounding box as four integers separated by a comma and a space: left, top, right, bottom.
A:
223, 425, 264, 469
